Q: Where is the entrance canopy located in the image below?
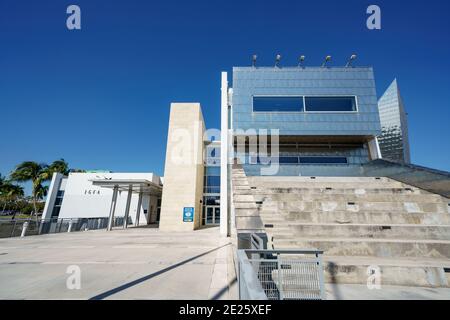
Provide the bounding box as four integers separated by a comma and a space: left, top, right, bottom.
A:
90, 179, 162, 230
90, 179, 162, 196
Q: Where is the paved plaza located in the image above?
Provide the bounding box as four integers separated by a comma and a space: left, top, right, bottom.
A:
1, 227, 449, 300
0, 227, 237, 300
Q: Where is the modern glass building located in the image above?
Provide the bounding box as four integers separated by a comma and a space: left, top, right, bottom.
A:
44, 62, 387, 237
377, 79, 411, 163
226, 65, 382, 177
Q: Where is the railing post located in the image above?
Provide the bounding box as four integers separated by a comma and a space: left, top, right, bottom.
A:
21, 221, 29, 238
317, 252, 326, 300
107, 185, 119, 231
10, 220, 17, 237
277, 256, 284, 300
135, 192, 143, 227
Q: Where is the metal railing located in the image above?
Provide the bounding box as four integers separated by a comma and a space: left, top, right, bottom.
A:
238, 248, 325, 300
0, 216, 130, 238
362, 159, 450, 198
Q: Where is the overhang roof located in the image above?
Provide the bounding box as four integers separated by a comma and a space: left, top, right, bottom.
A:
90, 179, 162, 195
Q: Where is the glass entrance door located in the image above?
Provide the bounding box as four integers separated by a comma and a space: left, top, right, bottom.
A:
205, 206, 220, 225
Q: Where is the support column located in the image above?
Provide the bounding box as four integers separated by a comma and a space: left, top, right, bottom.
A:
123, 185, 133, 229
107, 185, 119, 231
220, 71, 229, 237
368, 136, 382, 160
135, 191, 143, 227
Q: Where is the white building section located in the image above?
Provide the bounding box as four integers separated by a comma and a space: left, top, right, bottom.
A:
43, 172, 162, 227
220, 71, 229, 236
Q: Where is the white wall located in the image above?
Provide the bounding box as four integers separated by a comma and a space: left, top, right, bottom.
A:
220, 71, 229, 236
57, 172, 161, 225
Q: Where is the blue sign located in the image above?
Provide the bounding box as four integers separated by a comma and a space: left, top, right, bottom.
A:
183, 207, 194, 222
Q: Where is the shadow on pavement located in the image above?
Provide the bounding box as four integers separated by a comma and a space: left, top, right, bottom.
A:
89, 243, 230, 300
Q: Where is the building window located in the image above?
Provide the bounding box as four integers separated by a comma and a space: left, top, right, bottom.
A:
304, 96, 357, 112
299, 156, 348, 164
253, 96, 357, 112
203, 166, 220, 194
253, 96, 304, 112
51, 190, 65, 218
251, 156, 348, 165
156, 198, 161, 222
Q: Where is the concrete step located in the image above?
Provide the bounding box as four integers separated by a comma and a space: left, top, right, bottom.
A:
254, 193, 446, 204
235, 208, 260, 217
234, 202, 258, 209
248, 176, 405, 186
322, 256, 450, 288
268, 223, 450, 240
248, 176, 397, 183
272, 238, 450, 259
251, 182, 407, 189
259, 201, 449, 214
250, 187, 428, 196
260, 210, 450, 225
233, 171, 450, 288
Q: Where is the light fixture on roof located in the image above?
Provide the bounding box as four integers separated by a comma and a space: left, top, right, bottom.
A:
275, 54, 281, 67
298, 55, 305, 67
321, 55, 332, 67
345, 54, 357, 67
252, 54, 257, 67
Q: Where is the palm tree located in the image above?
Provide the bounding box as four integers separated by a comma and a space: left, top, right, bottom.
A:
34, 184, 49, 202
10, 162, 48, 216
0, 173, 4, 190
46, 159, 70, 177
10, 159, 69, 217
0, 175, 25, 217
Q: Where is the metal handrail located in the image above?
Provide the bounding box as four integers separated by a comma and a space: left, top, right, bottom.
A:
238, 247, 325, 300
0, 216, 126, 238
362, 159, 450, 198
244, 249, 324, 255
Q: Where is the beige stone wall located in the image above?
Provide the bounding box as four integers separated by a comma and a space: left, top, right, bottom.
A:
159, 103, 205, 231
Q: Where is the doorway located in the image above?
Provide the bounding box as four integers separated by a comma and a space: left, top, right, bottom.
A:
205, 206, 220, 225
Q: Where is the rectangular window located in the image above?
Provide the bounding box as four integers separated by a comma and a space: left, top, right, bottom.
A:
205, 166, 220, 176
205, 186, 220, 194
253, 96, 304, 112
299, 157, 348, 164
206, 176, 220, 187
251, 156, 347, 165
304, 96, 357, 112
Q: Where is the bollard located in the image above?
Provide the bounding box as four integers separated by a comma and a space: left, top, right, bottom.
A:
68, 220, 73, 233
21, 222, 29, 238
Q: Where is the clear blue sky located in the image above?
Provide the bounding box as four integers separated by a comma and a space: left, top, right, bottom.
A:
1, 0, 449, 194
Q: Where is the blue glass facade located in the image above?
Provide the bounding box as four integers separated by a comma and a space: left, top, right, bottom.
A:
377, 79, 411, 164
232, 67, 381, 136
231, 66, 382, 176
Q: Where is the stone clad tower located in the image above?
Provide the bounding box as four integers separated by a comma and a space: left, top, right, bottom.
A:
159, 103, 205, 231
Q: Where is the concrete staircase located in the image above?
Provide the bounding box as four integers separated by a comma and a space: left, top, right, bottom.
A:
232, 167, 450, 288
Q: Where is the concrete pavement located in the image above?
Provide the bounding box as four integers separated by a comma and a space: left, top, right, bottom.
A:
0, 227, 238, 300
2, 226, 449, 300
